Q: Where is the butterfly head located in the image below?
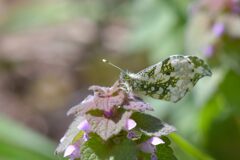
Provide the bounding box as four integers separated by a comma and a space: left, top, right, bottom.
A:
102, 59, 134, 80
102, 59, 138, 91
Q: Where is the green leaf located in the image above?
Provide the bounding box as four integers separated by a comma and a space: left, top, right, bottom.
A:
204, 111, 240, 160
219, 70, 240, 107
199, 70, 240, 160
156, 136, 177, 160
111, 139, 138, 160
137, 151, 151, 160
0, 115, 57, 160
199, 94, 224, 136
86, 111, 132, 140
198, 70, 240, 159
0, 116, 65, 160
81, 134, 107, 160
131, 112, 176, 136
0, 141, 52, 160
81, 134, 138, 160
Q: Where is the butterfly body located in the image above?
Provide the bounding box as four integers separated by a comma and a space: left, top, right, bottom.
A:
120, 55, 212, 102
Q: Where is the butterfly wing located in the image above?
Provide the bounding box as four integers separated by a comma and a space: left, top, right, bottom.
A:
135, 55, 212, 102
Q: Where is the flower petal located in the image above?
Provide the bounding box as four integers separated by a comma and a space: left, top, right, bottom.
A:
64, 145, 76, 157
212, 22, 225, 37
149, 137, 165, 145
77, 120, 90, 132
139, 141, 155, 153
125, 119, 137, 130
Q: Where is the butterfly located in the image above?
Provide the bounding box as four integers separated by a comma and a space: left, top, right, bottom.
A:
103, 55, 212, 103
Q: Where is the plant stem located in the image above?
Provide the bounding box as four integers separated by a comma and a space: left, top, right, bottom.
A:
169, 133, 214, 160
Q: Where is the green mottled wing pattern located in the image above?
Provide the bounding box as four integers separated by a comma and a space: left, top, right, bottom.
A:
127, 55, 212, 102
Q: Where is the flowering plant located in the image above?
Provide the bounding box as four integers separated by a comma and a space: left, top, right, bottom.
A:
55, 81, 177, 160
55, 53, 212, 160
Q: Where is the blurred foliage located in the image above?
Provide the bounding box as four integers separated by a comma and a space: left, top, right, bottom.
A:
0, 115, 62, 160
0, 0, 240, 160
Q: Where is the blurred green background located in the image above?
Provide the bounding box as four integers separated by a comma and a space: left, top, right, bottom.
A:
0, 0, 239, 160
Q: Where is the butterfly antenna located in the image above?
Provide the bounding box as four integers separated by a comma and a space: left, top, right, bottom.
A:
102, 59, 125, 72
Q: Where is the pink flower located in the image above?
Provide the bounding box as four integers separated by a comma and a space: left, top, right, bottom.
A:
77, 120, 91, 133
67, 81, 153, 116
139, 137, 165, 160
139, 140, 155, 153
149, 137, 165, 145
77, 120, 90, 142
64, 142, 81, 160
125, 119, 137, 131
125, 119, 138, 139
62, 121, 90, 160
212, 22, 225, 37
